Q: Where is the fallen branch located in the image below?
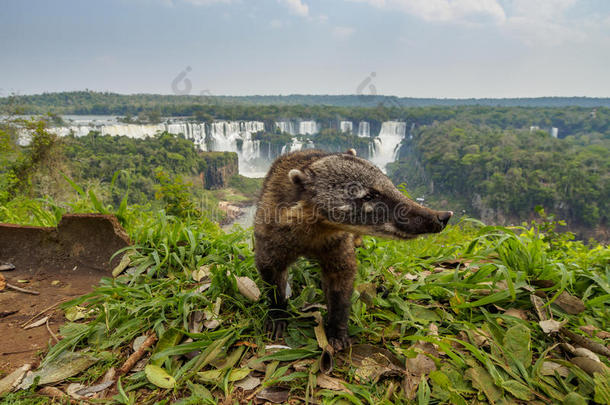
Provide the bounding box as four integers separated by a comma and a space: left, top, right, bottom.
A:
118, 332, 157, 375
562, 328, 610, 359
6, 283, 39, 295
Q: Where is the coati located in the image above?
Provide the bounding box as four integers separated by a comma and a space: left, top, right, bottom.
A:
254, 149, 452, 351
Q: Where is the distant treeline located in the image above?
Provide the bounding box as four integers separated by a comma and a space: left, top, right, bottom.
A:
2, 91, 610, 115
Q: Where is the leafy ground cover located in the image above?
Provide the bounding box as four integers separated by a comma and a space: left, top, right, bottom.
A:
0, 196, 609, 404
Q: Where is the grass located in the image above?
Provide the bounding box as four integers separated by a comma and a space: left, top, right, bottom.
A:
1, 196, 609, 404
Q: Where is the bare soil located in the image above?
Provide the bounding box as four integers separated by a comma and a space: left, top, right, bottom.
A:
0, 214, 130, 375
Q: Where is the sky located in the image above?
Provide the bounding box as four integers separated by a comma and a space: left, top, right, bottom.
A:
1, 0, 609, 98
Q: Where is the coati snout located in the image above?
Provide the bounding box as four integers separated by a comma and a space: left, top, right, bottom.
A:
254, 149, 452, 351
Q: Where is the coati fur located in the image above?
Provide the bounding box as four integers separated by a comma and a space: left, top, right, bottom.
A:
254, 149, 452, 351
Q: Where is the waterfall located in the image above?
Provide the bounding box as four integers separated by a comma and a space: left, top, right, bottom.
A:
208, 121, 266, 177
340, 121, 353, 134
358, 121, 370, 137
370, 121, 406, 173
276, 120, 319, 135
276, 121, 297, 135
299, 121, 319, 135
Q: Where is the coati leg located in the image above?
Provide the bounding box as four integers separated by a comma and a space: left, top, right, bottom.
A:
318, 237, 357, 352
255, 240, 295, 340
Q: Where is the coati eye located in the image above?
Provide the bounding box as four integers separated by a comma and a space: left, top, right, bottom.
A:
362, 190, 379, 201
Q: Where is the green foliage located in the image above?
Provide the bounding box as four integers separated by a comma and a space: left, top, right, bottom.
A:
154, 169, 200, 218
390, 120, 609, 231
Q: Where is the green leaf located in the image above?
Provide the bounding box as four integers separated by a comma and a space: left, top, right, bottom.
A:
465, 365, 504, 404
503, 323, 532, 368
145, 364, 176, 389
501, 380, 534, 401
594, 372, 610, 405
152, 328, 183, 366
562, 392, 588, 405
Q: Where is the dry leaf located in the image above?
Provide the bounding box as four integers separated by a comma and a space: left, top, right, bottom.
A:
236, 276, 260, 301
257, 387, 290, 403
0, 364, 31, 395
541, 361, 569, 377
539, 319, 566, 334
235, 375, 261, 391
553, 291, 585, 315
192, 265, 211, 282
0, 263, 16, 271
570, 357, 608, 376
573, 348, 601, 363
530, 294, 550, 321
317, 374, 352, 393
504, 308, 528, 320
24, 316, 50, 330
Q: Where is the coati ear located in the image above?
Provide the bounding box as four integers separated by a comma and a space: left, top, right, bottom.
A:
288, 169, 309, 186
345, 148, 357, 156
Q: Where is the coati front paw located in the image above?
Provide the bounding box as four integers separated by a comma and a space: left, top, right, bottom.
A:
326, 326, 351, 352
265, 309, 288, 340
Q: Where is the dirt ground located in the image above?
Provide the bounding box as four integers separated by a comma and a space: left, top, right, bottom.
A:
0, 214, 130, 375
0, 266, 106, 374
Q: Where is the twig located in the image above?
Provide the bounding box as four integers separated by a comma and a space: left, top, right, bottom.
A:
46, 317, 59, 343
6, 283, 39, 295
21, 300, 65, 327
118, 332, 157, 375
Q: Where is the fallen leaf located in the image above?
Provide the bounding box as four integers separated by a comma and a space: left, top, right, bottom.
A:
0, 263, 15, 271
235, 276, 260, 301
465, 365, 504, 404
235, 375, 261, 391
553, 291, 585, 315
0, 274, 5, 291
51, 280, 60, 286
112, 254, 132, 277
540, 361, 569, 377
504, 308, 528, 320
539, 319, 566, 334
65, 306, 88, 321
197, 368, 252, 384
530, 295, 550, 321
504, 324, 532, 366
189, 310, 204, 334
192, 265, 211, 282
317, 374, 352, 393
573, 348, 601, 363
18, 352, 99, 390
23, 316, 50, 330
256, 387, 290, 403
0, 364, 31, 395
570, 357, 608, 376
133, 335, 149, 352
145, 364, 175, 389
70, 381, 114, 398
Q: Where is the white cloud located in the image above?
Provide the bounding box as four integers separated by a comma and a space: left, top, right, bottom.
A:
349, 0, 506, 23
278, 0, 309, 17
332, 26, 356, 40
500, 0, 587, 46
